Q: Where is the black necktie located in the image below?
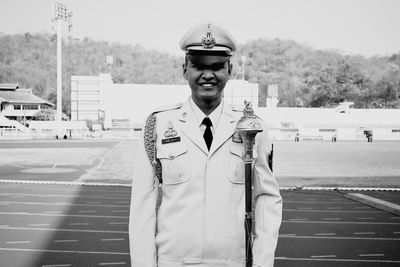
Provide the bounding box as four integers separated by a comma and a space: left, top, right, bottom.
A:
202, 117, 213, 151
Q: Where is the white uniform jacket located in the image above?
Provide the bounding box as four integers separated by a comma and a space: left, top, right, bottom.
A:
129, 98, 282, 267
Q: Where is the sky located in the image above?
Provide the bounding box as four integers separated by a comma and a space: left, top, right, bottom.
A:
0, 0, 399, 57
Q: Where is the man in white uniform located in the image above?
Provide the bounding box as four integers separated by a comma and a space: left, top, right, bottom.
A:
129, 22, 282, 267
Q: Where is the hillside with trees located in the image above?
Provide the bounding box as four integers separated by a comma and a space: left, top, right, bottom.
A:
0, 32, 399, 117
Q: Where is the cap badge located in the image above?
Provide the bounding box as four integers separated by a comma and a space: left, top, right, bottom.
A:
201, 24, 216, 49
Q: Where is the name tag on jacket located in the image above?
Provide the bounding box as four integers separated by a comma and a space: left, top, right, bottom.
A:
162, 137, 181, 144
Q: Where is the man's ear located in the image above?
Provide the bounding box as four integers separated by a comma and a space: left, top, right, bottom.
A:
182, 63, 188, 80
228, 62, 233, 76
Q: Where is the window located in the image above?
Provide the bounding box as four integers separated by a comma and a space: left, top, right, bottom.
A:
23, 105, 39, 110
14, 104, 21, 110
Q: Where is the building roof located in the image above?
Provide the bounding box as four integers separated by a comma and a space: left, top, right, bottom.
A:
0, 83, 19, 90
0, 90, 54, 106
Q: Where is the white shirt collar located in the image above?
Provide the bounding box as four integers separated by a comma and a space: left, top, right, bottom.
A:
189, 96, 224, 130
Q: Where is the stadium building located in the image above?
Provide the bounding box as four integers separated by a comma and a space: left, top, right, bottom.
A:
71, 74, 400, 141
0, 83, 55, 136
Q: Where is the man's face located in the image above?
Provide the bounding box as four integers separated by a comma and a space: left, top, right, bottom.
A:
183, 56, 232, 103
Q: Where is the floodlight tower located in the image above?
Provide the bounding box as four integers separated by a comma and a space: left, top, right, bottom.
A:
241, 56, 246, 80
54, 3, 72, 121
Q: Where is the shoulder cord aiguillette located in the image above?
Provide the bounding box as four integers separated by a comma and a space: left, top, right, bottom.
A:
144, 113, 163, 184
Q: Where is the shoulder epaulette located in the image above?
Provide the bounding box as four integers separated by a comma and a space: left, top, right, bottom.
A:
151, 102, 183, 114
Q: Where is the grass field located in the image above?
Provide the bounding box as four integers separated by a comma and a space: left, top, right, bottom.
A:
0, 139, 399, 187
273, 141, 400, 187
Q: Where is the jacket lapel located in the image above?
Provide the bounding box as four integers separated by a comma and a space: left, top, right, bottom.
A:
209, 104, 237, 157
178, 99, 209, 155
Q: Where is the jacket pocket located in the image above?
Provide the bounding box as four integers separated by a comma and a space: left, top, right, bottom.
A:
228, 142, 245, 184
157, 142, 191, 185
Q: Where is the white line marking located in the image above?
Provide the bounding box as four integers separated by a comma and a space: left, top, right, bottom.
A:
359, 254, 384, 257
44, 211, 62, 214
394, 232, 400, 234
3, 201, 128, 208
274, 257, 399, 263
114, 201, 129, 204
98, 262, 126, 266
285, 208, 384, 213
279, 235, 400, 241
354, 232, 375, 235
280, 186, 400, 191
42, 264, 72, 267
311, 255, 336, 258
357, 217, 374, 220
283, 220, 400, 225
279, 234, 296, 237
6, 241, 31, 244
0, 211, 127, 219
323, 218, 341, 220
327, 207, 341, 210
289, 218, 308, 221
53, 240, 78, 243
108, 222, 128, 225
87, 202, 101, 204
0, 226, 127, 234
315, 233, 336, 236
285, 201, 354, 204
0, 179, 131, 187
0, 247, 129, 255
100, 238, 125, 242
0, 192, 128, 200
29, 224, 51, 227
0, 225, 9, 227
298, 207, 314, 210
112, 210, 128, 213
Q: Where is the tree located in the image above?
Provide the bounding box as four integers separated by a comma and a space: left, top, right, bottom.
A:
32, 109, 56, 121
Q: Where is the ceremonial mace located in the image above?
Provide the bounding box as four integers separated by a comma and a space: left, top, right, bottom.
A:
235, 100, 263, 267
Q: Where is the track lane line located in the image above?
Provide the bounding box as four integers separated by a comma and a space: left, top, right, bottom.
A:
283, 220, 400, 225
0, 247, 129, 255
0, 211, 127, 219
42, 264, 72, 267
5, 241, 31, 244
274, 257, 400, 263
1, 201, 128, 208
0, 226, 127, 234
98, 263, 126, 266
310, 255, 336, 258
279, 235, 400, 240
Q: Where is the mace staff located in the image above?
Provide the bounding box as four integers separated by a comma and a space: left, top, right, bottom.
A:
235, 100, 263, 267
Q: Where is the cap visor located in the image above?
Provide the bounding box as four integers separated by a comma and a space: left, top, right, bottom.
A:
188, 54, 231, 65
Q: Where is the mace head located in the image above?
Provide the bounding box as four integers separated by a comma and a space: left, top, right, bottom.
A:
236, 100, 263, 134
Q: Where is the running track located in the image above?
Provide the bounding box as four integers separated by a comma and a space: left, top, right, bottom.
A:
0, 182, 399, 267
